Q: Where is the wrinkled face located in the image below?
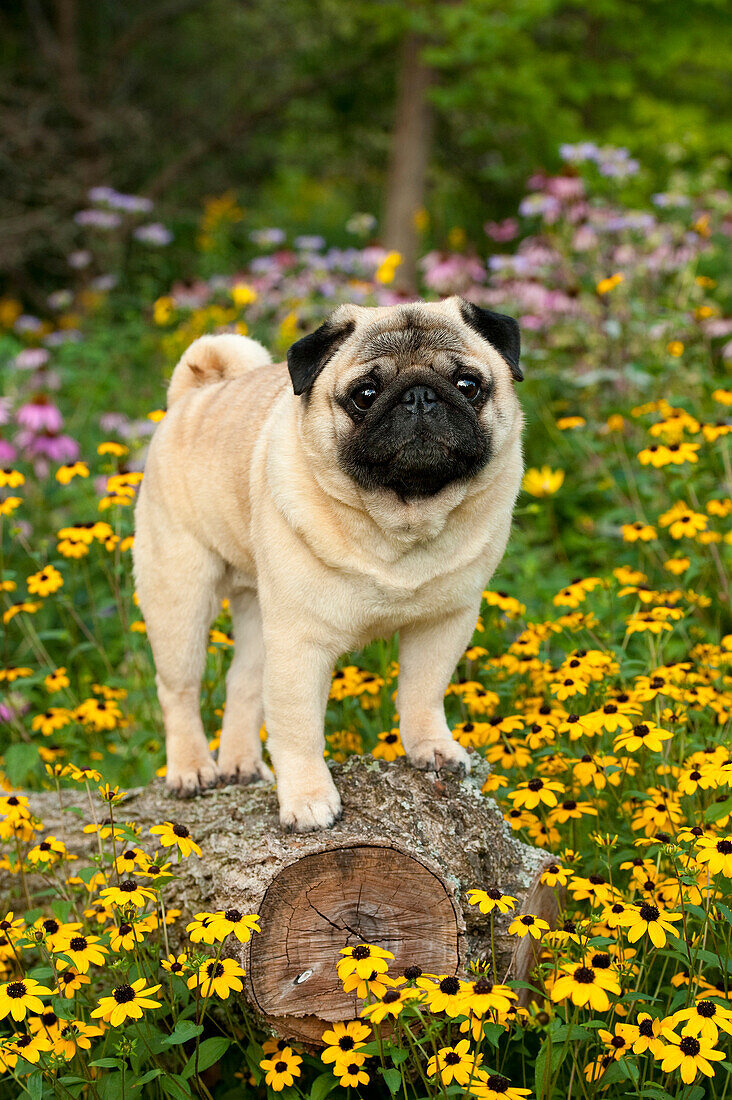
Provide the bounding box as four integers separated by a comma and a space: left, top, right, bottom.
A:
288, 297, 523, 501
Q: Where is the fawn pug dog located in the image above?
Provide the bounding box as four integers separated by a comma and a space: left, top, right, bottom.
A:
133, 296, 524, 831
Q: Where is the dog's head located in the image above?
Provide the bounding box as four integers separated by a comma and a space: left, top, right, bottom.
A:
287, 297, 522, 501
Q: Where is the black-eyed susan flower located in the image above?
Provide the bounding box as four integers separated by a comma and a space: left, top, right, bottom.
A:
508, 778, 564, 810
469, 1071, 532, 1100
186, 957, 245, 999
467, 888, 516, 915
622, 521, 656, 542
100, 879, 156, 908
459, 977, 516, 1036
613, 722, 673, 753
360, 986, 419, 1022
26, 835, 67, 865
91, 978, 162, 1026
416, 974, 465, 1016
204, 908, 260, 943
621, 902, 682, 948
0, 1030, 53, 1069
26, 565, 63, 596
550, 961, 621, 1011
161, 953, 189, 976
540, 863, 573, 888
427, 1039, 480, 1086
0, 978, 53, 1021
522, 466, 564, 496
185, 914, 220, 945
507, 914, 550, 940
694, 835, 732, 877
658, 1030, 726, 1084
149, 821, 202, 858
54, 931, 109, 972
56, 968, 90, 998
671, 1000, 732, 1042
110, 919, 154, 953
337, 943, 393, 981
334, 1057, 369, 1087
321, 1020, 371, 1065
341, 969, 394, 1001
260, 1046, 302, 1092
56, 1020, 103, 1060
372, 728, 405, 760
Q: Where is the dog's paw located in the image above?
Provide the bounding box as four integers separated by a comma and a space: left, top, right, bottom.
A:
278, 786, 342, 833
407, 738, 472, 776
217, 756, 274, 787
165, 756, 220, 798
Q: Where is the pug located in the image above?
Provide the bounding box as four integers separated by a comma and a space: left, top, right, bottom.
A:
133, 296, 523, 831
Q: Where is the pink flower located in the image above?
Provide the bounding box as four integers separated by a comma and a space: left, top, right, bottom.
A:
0, 439, 17, 464
16, 399, 63, 433
484, 218, 519, 242
13, 348, 50, 371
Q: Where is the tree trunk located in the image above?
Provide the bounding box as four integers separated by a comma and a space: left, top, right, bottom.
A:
9, 757, 555, 1044
382, 32, 432, 295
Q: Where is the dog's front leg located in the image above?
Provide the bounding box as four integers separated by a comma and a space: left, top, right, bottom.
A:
263, 634, 341, 831
397, 605, 478, 775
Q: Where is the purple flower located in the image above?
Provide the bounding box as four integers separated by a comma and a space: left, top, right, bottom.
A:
294, 235, 325, 252
133, 222, 173, 246
0, 439, 16, 464
67, 249, 92, 269
16, 399, 63, 433
250, 228, 286, 247
484, 218, 519, 242
47, 290, 73, 311
44, 329, 82, 347
14, 315, 43, 334
13, 348, 50, 371
22, 433, 79, 463
0, 399, 10, 426
74, 209, 122, 230
90, 274, 118, 292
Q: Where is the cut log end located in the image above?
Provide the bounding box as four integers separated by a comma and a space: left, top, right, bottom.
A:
248, 843, 460, 1042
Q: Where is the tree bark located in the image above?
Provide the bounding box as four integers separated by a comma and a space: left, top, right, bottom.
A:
8, 757, 555, 1044
382, 32, 432, 295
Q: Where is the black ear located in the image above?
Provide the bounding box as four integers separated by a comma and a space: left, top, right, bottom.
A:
460, 301, 522, 382
286, 318, 356, 396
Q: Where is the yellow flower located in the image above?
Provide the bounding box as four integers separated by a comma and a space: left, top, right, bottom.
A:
0, 978, 53, 1021
659, 1030, 725, 1084
375, 251, 402, 284
667, 341, 684, 357
338, 943, 393, 981
0, 469, 25, 488
596, 273, 624, 295
231, 283, 258, 307
507, 913, 550, 940
55, 462, 89, 484
522, 466, 564, 497
621, 521, 656, 542
91, 977, 162, 1026
27, 565, 63, 596
466, 888, 516, 915
149, 821, 202, 858
260, 1046, 302, 1092
0, 496, 22, 517
186, 957, 246, 999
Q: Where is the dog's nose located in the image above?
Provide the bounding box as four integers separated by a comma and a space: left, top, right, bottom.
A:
401, 385, 438, 413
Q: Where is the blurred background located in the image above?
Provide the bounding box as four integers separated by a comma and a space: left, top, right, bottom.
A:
2, 0, 730, 301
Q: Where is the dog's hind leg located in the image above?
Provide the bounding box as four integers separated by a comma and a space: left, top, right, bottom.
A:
217, 589, 273, 785
135, 518, 223, 796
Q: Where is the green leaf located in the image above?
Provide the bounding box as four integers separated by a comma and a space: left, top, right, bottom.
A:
162, 1020, 204, 1047
27, 1072, 43, 1100
131, 1068, 163, 1090
600, 1057, 639, 1086
309, 1071, 339, 1100
378, 1066, 403, 1095
182, 1037, 231, 1078
90, 1058, 124, 1069
705, 797, 732, 822
162, 1075, 193, 1100
482, 1021, 505, 1047
3, 743, 39, 785
390, 1047, 410, 1066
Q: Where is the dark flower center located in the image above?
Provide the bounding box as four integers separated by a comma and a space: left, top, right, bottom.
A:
473, 978, 494, 994
43, 919, 59, 934
119, 923, 132, 935
112, 984, 135, 1004
385, 733, 398, 743
224, 908, 242, 922
562, 801, 577, 811
14, 1035, 31, 1048
574, 967, 595, 984
588, 875, 606, 885
69, 936, 87, 951
347, 1062, 360, 1074
439, 977, 460, 995
274, 1061, 287, 1073
679, 1036, 701, 1057
382, 990, 400, 1004
206, 962, 224, 978
716, 840, 732, 854
444, 1052, 461, 1065
639, 903, 660, 922
7, 982, 27, 998
487, 887, 502, 900
633, 724, 650, 737
547, 864, 559, 874
404, 965, 422, 980
591, 953, 611, 969
697, 1001, 716, 1018
527, 779, 543, 791
339, 1036, 355, 1051
172, 824, 189, 838
119, 880, 138, 893
352, 945, 370, 960
563, 921, 577, 933
611, 1036, 625, 1048
638, 1019, 654, 1037
486, 1075, 510, 1093
39, 842, 51, 851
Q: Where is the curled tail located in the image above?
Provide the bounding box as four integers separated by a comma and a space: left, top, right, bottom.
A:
167, 334, 272, 405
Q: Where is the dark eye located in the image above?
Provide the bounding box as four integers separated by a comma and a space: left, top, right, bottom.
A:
455, 375, 481, 402
350, 383, 379, 412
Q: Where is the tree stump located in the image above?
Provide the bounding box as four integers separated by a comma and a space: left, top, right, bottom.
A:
8, 756, 556, 1043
